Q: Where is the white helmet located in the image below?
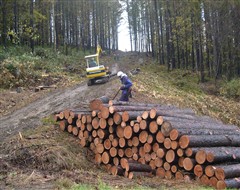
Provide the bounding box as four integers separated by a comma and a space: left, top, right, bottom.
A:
117, 71, 124, 77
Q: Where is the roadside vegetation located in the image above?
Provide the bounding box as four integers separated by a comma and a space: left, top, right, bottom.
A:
0, 46, 88, 89
133, 61, 240, 127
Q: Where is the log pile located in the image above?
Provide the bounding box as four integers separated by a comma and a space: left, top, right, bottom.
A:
54, 98, 240, 189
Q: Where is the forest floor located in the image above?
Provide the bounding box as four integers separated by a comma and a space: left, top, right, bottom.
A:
0, 51, 239, 190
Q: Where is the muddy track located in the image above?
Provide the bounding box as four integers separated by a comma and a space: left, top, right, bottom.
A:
0, 63, 120, 142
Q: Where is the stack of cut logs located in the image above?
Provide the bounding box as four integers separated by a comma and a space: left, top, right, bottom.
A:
54, 97, 240, 189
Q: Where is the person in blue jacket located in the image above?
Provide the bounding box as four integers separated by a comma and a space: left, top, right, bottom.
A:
117, 71, 133, 102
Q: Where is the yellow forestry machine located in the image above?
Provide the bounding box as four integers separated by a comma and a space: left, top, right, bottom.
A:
85, 45, 111, 86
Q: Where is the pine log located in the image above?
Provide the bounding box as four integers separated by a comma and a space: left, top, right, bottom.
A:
205, 165, 215, 178
121, 111, 143, 122
127, 139, 133, 147
116, 125, 124, 138
175, 171, 184, 180
139, 131, 148, 144
193, 164, 204, 177
165, 149, 176, 163
109, 105, 151, 114
163, 138, 172, 149
195, 149, 207, 164
139, 120, 147, 130
127, 162, 153, 172
213, 163, 240, 180
119, 137, 126, 148
143, 143, 152, 153
128, 171, 153, 179
67, 125, 73, 133
217, 178, 240, 189
209, 176, 218, 188
123, 125, 133, 139
147, 135, 154, 144
171, 141, 178, 150
156, 167, 165, 178
59, 120, 68, 131
102, 151, 110, 164
149, 108, 196, 120
183, 158, 196, 171
200, 174, 210, 186
89, 96, 109, 111
149, 121, 159, 134
95, 153, 102, 164
103, 139, 111, 150
113, 112, 122, 125
72, 127, 79, 136
109, 147, 117, 157
163, 162, 171, 171
156, 131, 165, 143
100, 106, 110, 119
179, 134, 240, 149
161, 121, 173, 137
165, 116, 239, 131
118, 149, 124, 158
125, 148, 133, 158
193, 147, 240, 163
108, 100, 163, 107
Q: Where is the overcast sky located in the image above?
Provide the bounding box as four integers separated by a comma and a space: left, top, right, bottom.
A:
118, 8, 131, 52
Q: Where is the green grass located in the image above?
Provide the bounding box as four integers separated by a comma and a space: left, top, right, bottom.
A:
134, 62, 240, 127
0, 45, 88, 89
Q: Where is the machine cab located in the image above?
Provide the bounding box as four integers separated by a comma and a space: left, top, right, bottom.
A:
85, 54, 99, 68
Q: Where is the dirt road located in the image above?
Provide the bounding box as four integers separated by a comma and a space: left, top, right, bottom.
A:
0, 63, 120, 142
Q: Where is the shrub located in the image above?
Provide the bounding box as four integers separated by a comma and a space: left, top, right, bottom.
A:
220, 79, 240, 99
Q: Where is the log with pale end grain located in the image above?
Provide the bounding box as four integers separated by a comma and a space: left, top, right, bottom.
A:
156, 148, 165, 159
206, 147, 240, 163
156, 131, 165, 143
113, 112, 122, 125
99, 118, 107, 129
165, 170, 173, 179
121, 111, 143, 122
176, 148, 184, 157
72, 127, 79, 136
89, 96, 109, 111
139, 131, 148, 144
209, 176, 218, 188
123, 125, 133, 139
216, 178, 240, 189
163, 161, 171, 171
175, 171, 184, 180
125, 148, 133, 158
179, 134, 240, 149
109, 147, 117, 157
163, 138, 172, 149
200, 174, 210, 186
213, 163, 240, 180
195, 149, 207, 165
59, 120, 68, 131
165, 149, 176, 163
103, 139, 111, 150
183, 157, 196, 171
205, 165, 215, 178
193, 164, 204, 178
118, 149, 124, 158
156, 167, 165, 178
155, 158, 163, 168
102, 151, 110, 164
119, 137, 126, 148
